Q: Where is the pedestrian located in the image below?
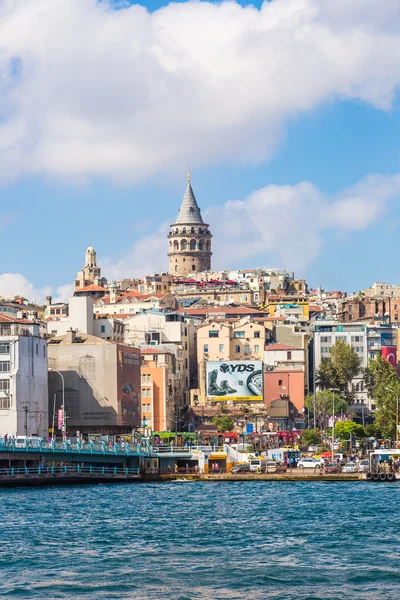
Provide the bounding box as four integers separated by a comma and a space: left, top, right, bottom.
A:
168, 465, 171, 474
174, 464, 178, 474
186, 463, 189, 474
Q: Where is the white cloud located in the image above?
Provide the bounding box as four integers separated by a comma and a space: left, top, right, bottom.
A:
0, 274, 73, 304
206, 173, 400, 272
100, 222, 169, 281
0, 0, 399, 181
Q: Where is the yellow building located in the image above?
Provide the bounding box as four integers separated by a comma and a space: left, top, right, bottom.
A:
193, 316, 266, 405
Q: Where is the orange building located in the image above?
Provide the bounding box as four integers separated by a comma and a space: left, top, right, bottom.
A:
141, 349, 178, 432
263, 369, 305, 413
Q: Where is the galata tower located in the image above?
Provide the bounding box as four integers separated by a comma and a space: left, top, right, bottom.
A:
168, 169, 212, 276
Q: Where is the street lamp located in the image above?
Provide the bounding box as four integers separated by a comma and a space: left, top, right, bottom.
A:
330, 388, 340, 463
384, 386, 399, 449
49, 369, 65, 437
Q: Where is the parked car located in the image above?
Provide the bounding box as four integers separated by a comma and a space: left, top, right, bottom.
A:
264, 461, 278, 473
297, 458, 323, 469
358, 459, 370, 473
342, 462, 358, 473
324, 463, 341, 474
231, 464, 250, 474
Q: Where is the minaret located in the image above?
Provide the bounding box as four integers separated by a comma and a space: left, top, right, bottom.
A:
168, 169, 212, 276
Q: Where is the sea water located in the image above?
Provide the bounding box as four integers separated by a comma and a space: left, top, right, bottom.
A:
0, 481, 399, 599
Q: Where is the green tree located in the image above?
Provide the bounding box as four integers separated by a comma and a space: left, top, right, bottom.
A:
316, 340, 361, 402
305, 390, 348, 430
363, 354, 400, 439
212, 415, 234, 432
364, 423, 382, 439
301, 429, 321, 447
334, 420, 365, 441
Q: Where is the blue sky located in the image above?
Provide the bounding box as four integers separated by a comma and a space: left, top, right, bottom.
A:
0, 0, 400, 301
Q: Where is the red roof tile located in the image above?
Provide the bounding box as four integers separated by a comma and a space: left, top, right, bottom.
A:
0, 313, 34, 324
75, 285, 105, 292
264, 343, 299, 351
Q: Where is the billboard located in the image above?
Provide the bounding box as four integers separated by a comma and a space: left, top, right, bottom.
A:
117, 345, 141, 428
382, 346, 397, 369
206, 361, 263, 402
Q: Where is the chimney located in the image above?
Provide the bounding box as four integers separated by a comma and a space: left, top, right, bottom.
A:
66, 328, 77, 343
46, 296, 52, 306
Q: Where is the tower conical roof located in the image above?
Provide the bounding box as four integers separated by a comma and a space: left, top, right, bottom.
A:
174, 170, 204, 225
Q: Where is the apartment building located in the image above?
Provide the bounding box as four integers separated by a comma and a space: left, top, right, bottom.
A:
0, 315, 48, 438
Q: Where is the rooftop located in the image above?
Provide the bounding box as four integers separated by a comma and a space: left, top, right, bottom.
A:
264, 343, 299, 351
173, 179, 205, 225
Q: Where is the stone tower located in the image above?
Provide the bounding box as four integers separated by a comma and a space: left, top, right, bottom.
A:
74, 246, 105, 290
168, 170, 212, 276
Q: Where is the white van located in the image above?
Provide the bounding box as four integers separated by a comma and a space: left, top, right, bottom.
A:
249, 458, 268, 472
15, 436, 43, 448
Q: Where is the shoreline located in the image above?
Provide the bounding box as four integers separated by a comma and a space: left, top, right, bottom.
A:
0, 471, 375, 487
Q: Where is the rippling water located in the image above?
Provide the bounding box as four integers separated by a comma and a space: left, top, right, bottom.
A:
1, 481, 400, 599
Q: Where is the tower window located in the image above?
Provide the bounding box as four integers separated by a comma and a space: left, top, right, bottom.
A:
191, 227, 195, 233
192, 265, 196, 271
190, 240, 196, 250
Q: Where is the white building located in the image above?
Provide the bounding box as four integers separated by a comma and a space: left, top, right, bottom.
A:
0, 315, 48, 438
264, 344, 306, 371
313, 322, 368, 406
46, 296, 125, 342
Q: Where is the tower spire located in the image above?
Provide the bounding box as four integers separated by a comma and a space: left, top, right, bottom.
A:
188, 166, 191, 183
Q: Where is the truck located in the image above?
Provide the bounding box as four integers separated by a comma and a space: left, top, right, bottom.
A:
267, 448, 300, 465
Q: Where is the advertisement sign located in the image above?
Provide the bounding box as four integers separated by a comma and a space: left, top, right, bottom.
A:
206, 361, 263, 402
117, 345, 141, 428
381, 346, 397, 368
58, 409, 64, 429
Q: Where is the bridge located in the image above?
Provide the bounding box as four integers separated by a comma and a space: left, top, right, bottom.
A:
0, 465, 141, 486
0, 438, 144, 458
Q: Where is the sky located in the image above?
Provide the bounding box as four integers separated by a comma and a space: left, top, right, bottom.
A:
0, 0, 400, 303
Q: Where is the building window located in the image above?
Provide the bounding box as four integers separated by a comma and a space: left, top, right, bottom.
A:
244, 295, 248, 301
0, 379, 10, 391
209, 330, 219, 338
101, 325, 105, 333
321, 336, 331, 343
395, 314, 398, 321
129, 309, 135, 313
244, 345, 250, 354
119, 309, 124, 314
278, 379, 282, 385
36, 344, 38, 355
0, 362, 10, 372
0, 396, 10, 409
219, 344, 224, 352
142, 389, 146, 397
203, 344, 209, 353
234, 331, 245, 339
254, 345, 259, 353
43, 346, 46, 357
254, 331, 260, 339
0, 343, 10, 354
287, 351, 292, 360
351, 336, 361, 343
235, 345, 240, 353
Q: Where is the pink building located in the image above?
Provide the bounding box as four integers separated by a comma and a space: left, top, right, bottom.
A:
263, 369, 305, 414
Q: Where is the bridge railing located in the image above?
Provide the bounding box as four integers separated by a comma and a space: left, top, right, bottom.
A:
0, 465, 140, 477
0, 438, 142, 455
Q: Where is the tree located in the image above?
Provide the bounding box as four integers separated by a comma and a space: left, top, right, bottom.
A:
363, 354, 400, 439
301, 429, 321, 447
316, 340, 361, 403
212, 415, 234, 432
305, 390, 348, 430
334, 420, 365, 441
